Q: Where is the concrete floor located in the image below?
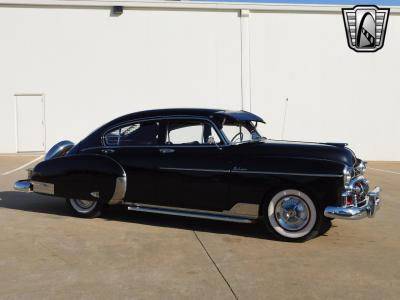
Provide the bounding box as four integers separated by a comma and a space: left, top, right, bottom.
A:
0, 156, 399, 300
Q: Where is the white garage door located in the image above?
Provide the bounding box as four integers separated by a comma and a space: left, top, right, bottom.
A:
16, 95, 45, 152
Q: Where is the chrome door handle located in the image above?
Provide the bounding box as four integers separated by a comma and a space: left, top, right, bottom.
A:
101, 149, 115, 154
160, 148, 175, 154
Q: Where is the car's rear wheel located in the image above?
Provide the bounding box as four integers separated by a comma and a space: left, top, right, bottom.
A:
262, 189, 330, 242
67, 198, 103, 218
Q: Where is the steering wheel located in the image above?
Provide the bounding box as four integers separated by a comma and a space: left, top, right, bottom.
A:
231, 132, 243, 143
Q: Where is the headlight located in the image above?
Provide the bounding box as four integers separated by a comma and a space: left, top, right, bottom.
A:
343, 166, 352, 187
355, 160, 367, 175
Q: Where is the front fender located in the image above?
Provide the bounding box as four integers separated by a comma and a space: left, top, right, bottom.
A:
31, 154, 126, 204
230, 156, 345, 209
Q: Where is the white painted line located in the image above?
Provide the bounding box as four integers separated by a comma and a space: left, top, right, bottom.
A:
1, 155, 44, 176
369, 167, 400, 175
0, 154, 43, 156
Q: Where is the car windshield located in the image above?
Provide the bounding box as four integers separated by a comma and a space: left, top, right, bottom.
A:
220, 121, 266, 144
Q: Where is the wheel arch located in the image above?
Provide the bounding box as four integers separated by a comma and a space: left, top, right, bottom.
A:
258, 177, 341, 217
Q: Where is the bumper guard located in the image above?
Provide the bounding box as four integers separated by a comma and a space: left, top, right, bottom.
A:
324, 187, 381, 220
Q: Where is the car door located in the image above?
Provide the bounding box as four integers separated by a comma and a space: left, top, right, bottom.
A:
84, 119, 162, 204
157, 118, 233, 212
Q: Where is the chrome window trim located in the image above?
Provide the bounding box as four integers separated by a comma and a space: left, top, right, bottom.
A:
100, 115, 229, 147
219, 121, 263, 145
102, 119, 161, 147
81, 144, 231, 152
164, 117, 223, 145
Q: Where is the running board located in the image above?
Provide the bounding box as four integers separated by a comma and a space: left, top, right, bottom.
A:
127, 204, 256, 224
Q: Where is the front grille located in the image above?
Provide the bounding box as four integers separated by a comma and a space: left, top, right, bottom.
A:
343, 176, 369, 207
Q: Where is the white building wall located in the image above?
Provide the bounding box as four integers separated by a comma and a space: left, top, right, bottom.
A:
0, 3, 243, 152
250, 11, 400, 161
0, 1, 399, 160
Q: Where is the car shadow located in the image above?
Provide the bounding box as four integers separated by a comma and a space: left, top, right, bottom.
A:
0, 191, 274, 240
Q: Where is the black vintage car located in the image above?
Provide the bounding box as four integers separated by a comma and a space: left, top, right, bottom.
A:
15, 108, 381, 241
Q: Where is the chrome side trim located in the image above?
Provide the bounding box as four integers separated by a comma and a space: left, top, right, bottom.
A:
160, 167, 230, 173
124, 202, 259, 219
158, 168, 341, 177
127, 204, 256, 223
223, 203, 259, 217
108, 176, 127, 205
231, 170, 342, 178
324, 186, 381, 220
14, 180, 32, 192
31, 181, 54, 195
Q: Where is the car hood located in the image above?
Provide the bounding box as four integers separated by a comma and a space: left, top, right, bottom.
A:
236, 139, 356, 166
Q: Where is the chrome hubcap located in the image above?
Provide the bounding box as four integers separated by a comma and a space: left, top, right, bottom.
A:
70, 198, 97, 213
275, 196, 310, 231
75, 199, 95, 208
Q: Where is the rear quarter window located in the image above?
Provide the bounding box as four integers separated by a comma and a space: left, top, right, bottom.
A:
104, 121, 159, 146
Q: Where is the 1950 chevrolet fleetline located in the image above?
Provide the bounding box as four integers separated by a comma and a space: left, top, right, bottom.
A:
15, 108, 381, 242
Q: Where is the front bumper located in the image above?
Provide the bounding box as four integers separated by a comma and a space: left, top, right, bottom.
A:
324, 187, 381, 220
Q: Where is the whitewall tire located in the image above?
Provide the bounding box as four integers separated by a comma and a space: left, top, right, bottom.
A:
263, 189, 326, 242
67, 198, 103, 218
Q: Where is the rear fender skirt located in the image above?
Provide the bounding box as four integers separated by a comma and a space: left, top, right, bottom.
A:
31, 154, 126, 204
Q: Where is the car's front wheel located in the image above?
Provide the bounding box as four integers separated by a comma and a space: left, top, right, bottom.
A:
66, 198, 103, 218
262, 189, 330, 242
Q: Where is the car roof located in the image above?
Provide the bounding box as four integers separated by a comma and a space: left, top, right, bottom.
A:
80, 108, 265, 148
110, 108, 265, 124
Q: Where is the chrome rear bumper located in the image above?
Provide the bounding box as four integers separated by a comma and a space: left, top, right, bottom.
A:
324, 187, 381, 220
14, 180, 32, 192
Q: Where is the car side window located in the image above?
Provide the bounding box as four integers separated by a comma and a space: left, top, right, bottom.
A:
104, 121, 159, 146
166, 120, 221, 145
222, 124, 253, 142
